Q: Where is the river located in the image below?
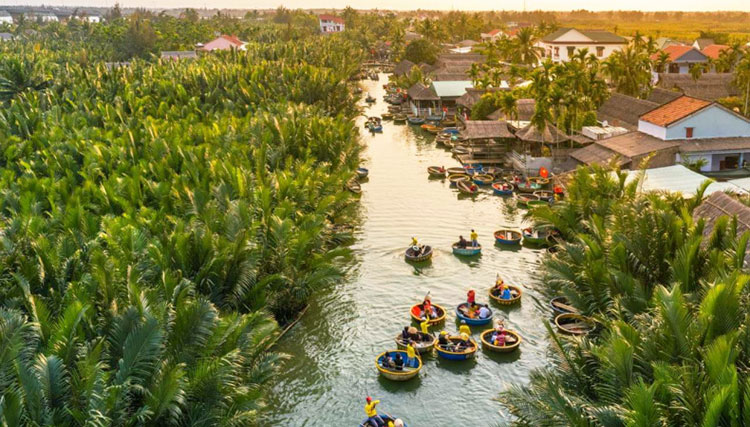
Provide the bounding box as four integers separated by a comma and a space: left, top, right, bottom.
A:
265, 75, 549, 426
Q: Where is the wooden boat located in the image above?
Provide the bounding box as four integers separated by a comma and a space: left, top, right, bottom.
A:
452, 243, 481, 256
440, 127, 460, 135
381, 112, 393, 120
407, 116, 425, 125
346, 180, 362, 194
441, 119, 457, 126
426, 126, 443, 135
356, 168, 369, 179
435, 134, 451, 145
455, 302, 493, 326
480, 329, 521, 353
494, 229, 522, 245
483, 166, 504, 177
405, 245, 432, 262
448, 174, 469, 187
365, 94, 376, 103
533, 190, 554, 201
522, 227, 549, 245
451, 146, 469, 156
393, 114, 407, 123
395, 332, 437, 354
360, 414, 408, 427
526, 200, 549, 209
410, 303, 446, 324
516, 181, 542, 193
516, 194, 540, 208
446, 167, 466, 175
427, 166, 446, 177
473, 174, 494, 186
530, 177, 550, 187
492, 182, 514, 196
375, 350, 421, 381
426, 114, 443, 122
420, 123, 439, 132
555, 313, 596, 336
456, 180, 478, 195
489, 284, 522, 305
368, 124, 383, 133
550, 296, 578, 315
435, 337, 478, 361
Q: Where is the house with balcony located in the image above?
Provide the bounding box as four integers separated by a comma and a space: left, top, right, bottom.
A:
537, 28, 626, 63
319, 14, 344, 33
571, 95, 750, 172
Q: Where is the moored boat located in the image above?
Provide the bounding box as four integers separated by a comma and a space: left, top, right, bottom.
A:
550, 296, 578, 314
522, 227, 549, 245
407, 116, 425, 125
533, 190, 554, 201
473, 174, 494, 186
356, 167, 369, 179
448, 174, 470, 187
492, 182, 514, 196
516, 194, 539, 208
480, 329, 521, 353
410, 303, 446, 324
381, 112, 393, 120
452, 243, 482, 256
375, 350, 422, 381
530, 177, 550, 187
456, 180, 478, 195
440, 127, 460, 135
393, 114, 407, 123
446, 167, 466, 175
483, 166, 504, 177
555, 313, 596, 335
427, 166, 446, 177
526, 199, 548, 209
435, 336, 478, 361
365, 94, 376, 103
451, 146, 470, 156
516, 181, 542, 193
494, 229, 522, 245
463, 164, 482, 175
405, 245, 433, 262
455, 302, 493, 326
395, 332, 437, 354
489, 284, 522, 305
346, 179, 362, 194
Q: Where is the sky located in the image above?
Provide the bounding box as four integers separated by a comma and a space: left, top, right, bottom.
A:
1, 0, 749, 11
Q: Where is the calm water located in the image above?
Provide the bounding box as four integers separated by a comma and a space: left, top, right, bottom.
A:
265, 75, 549, 426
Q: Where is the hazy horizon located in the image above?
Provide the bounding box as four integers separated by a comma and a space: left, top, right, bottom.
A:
1, 0, 749, 13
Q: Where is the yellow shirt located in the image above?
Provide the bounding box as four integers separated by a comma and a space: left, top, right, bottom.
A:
406, 345, 416, 359
420, 319, 430, 334
459, 324, 471, 336
411, 238, 418, 246
470, 232, 478, 241
365, 400, 380, 417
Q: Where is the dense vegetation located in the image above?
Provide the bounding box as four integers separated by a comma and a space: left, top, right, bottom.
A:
500, 166, 750, 425
0, 20, 365, 425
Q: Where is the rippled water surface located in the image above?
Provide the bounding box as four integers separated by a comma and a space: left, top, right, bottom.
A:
265, 75, 550, 426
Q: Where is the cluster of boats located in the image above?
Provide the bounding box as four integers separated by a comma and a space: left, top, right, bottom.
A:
346, 167, 369, 194
375, 279, 524, 385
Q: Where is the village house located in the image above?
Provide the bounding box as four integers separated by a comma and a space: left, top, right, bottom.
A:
161, 51, 198, 60
199, 35, 246, 52
0, 32, 14, 42
480, 29, 503, 42
537, 28, 626, 63
26, 11, 59, 22
319, 14, 344, 33
72, 13, 101, 23
701, 44, 729, 61
652, 45, 709, 74
0, 10, 13, 25
693, 38, 715, 50
571, 95, 750, 173
655, 73, 738, 101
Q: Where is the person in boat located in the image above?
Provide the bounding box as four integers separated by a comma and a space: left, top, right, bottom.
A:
401, 326, 410, 341
393, 352, 404, 371
457, 332, 472, 350
364, 397, 384, 427
406, 342, 417, 367
493, 330, 506, 346
420, 318, 430, 335
410, 237, 422, 256
467, 289, 476, 306
438, 330, 452, 350
478, 305, 491, 319
382, 352, 395, 369
501, 286, 513, 300
459, 320, 471, 336
407, 326, 419, 341
470, 229, 478, 247
457, 235, 468, 249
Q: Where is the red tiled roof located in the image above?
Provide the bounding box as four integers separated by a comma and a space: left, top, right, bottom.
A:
221, 35, 243, 46
652, 45, 694, 62
640, 96, 712, 127
487, 29, 502, 36
701, 44, 729, 60
319, 14, 344, 24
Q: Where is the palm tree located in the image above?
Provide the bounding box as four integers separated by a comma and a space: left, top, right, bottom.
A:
498, 92, 518, 121
0, 57, 51, 102
513, 27, 542, 66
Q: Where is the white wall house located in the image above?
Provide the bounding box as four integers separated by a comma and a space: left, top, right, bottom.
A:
73, 14, 101, 23
0, 11, 13, 25
27, 12, 59, 23
638, 96, 750, 172
318, 14, 344, 33
651, 46, 709, 74
537, 28, 626, 63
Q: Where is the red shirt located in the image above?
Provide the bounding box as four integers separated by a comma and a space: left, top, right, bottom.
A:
467, 291, 475, 304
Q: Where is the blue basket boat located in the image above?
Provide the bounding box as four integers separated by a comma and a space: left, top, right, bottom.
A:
455, 302, 493, 326
435, 336, 478, 361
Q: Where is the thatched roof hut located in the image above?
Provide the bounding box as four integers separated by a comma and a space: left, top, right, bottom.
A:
656, 73, 739, 101
693, 191, 750, 266
461, 120, 514, 140
488, 99, 535, 121
393, 59, 416, 76
515, 121, 569, 144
